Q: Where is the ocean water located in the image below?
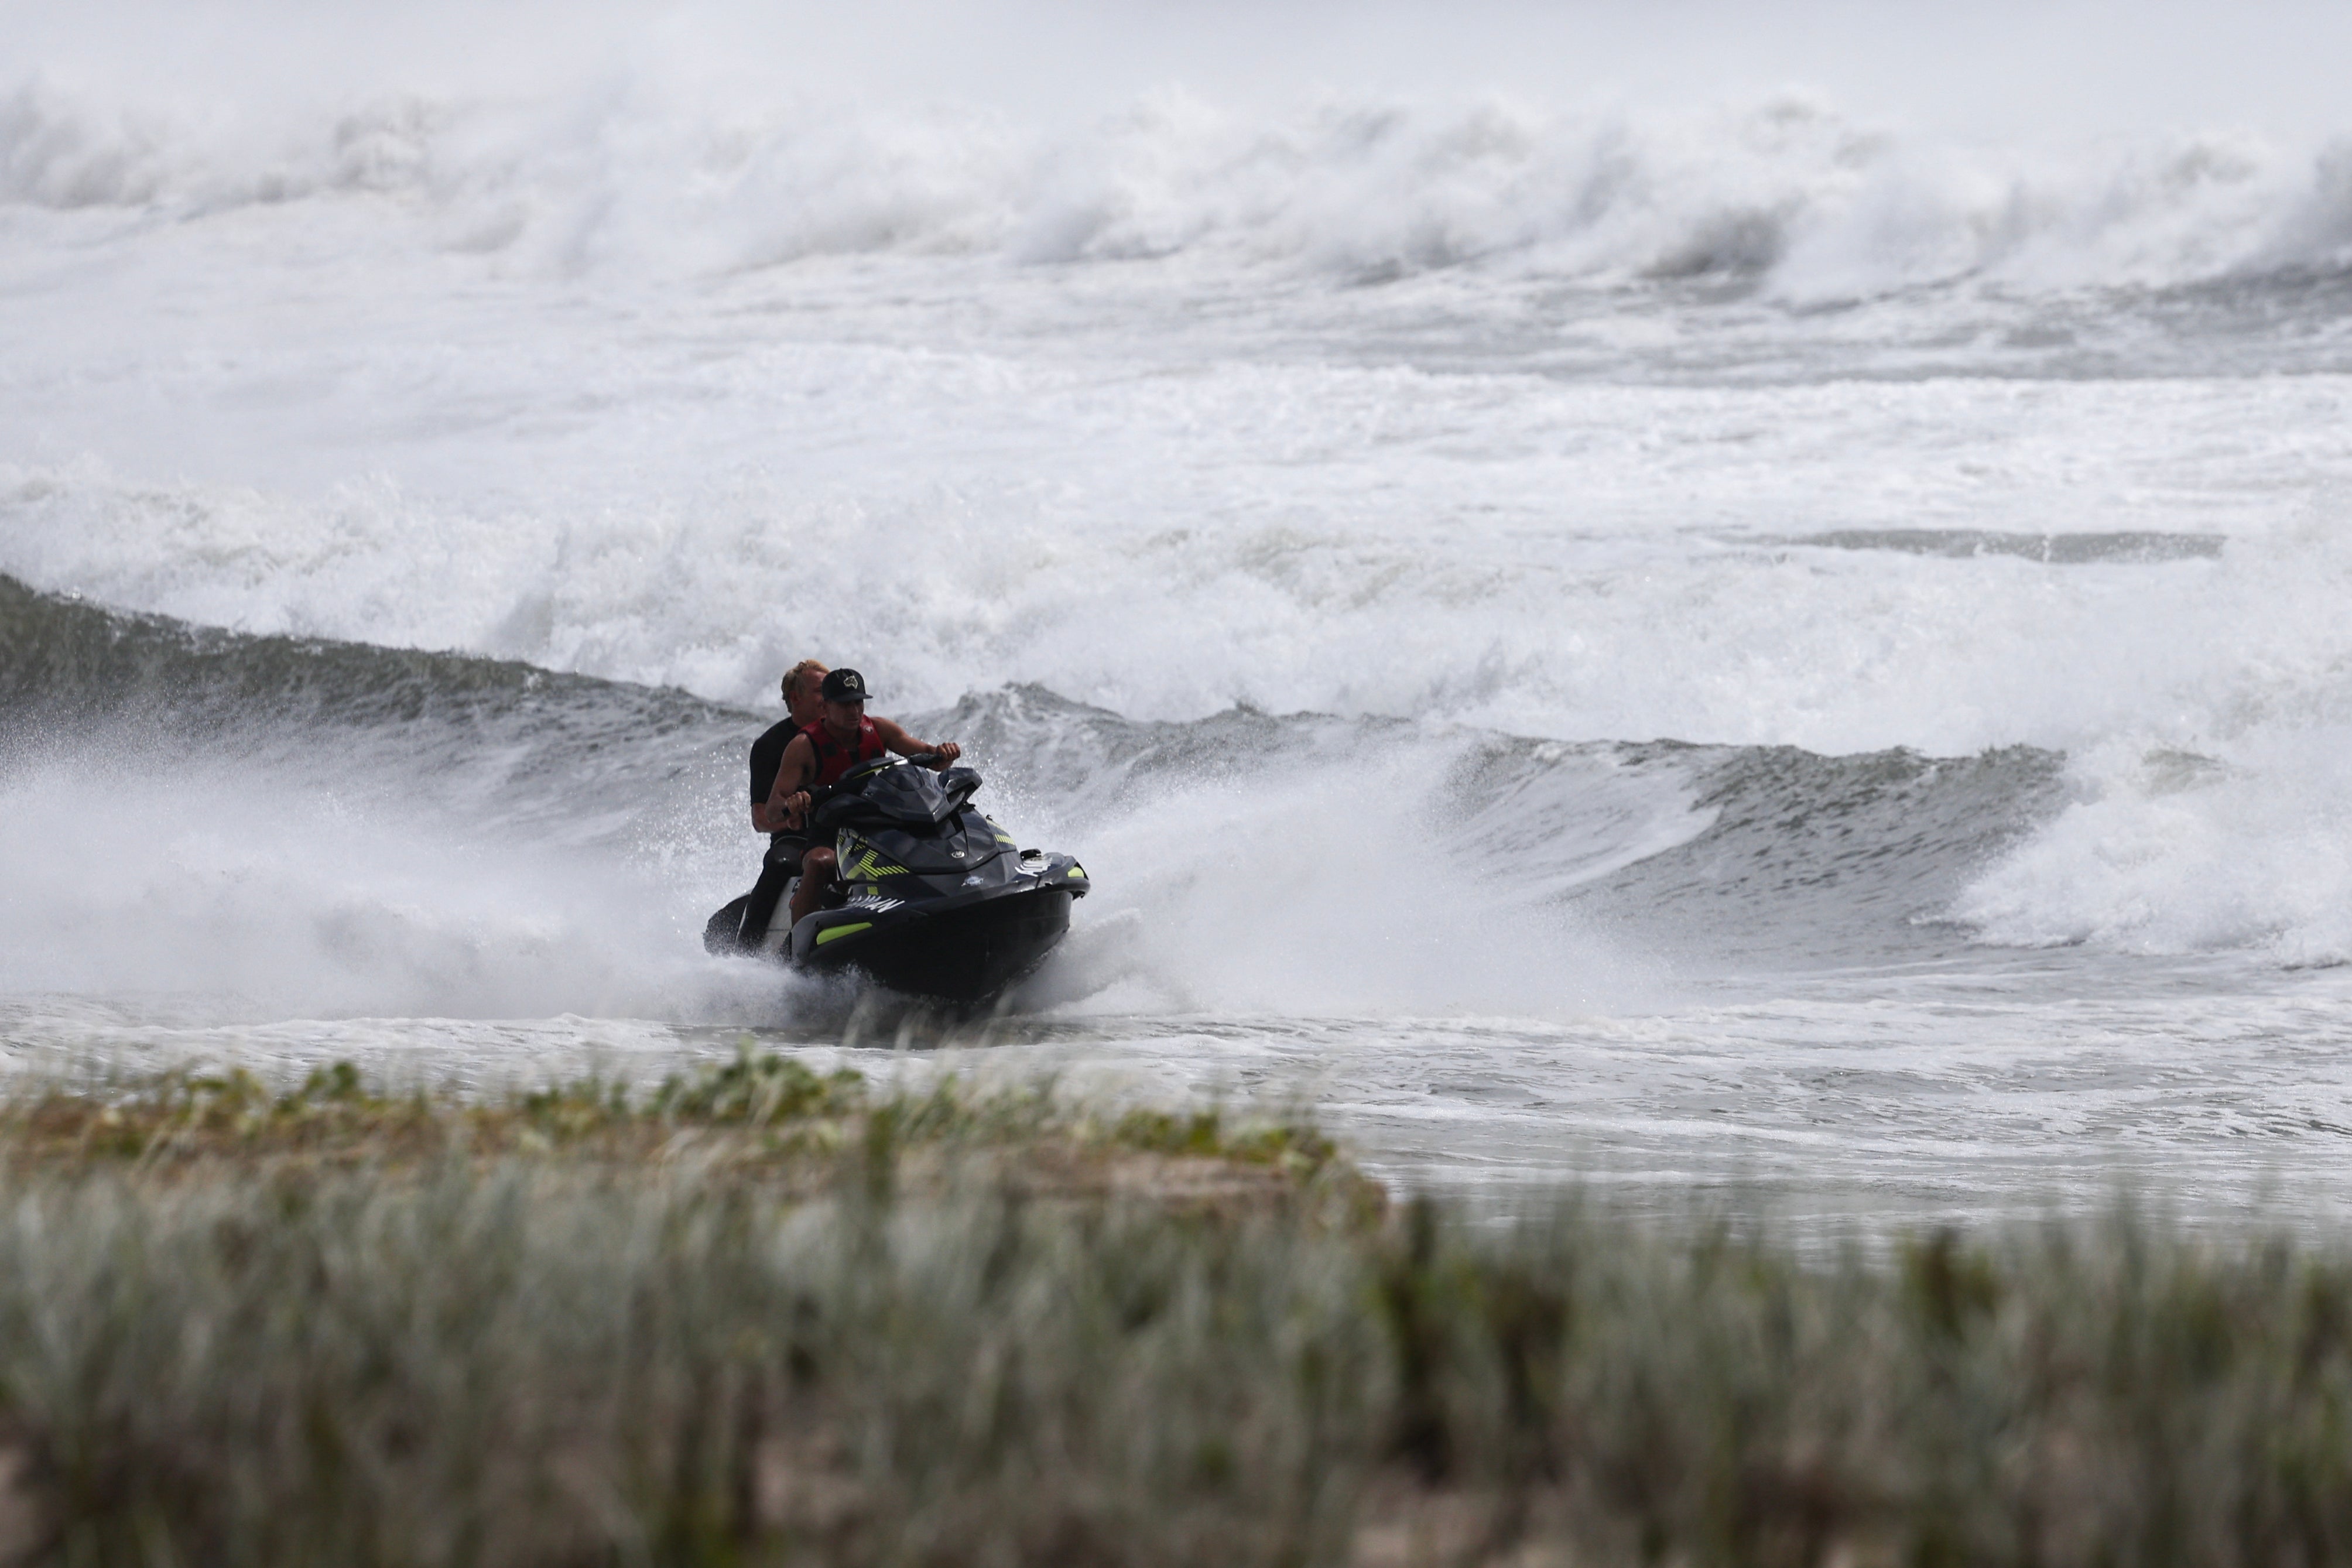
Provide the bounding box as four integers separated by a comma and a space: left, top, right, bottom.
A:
7, 0, 2352, 1227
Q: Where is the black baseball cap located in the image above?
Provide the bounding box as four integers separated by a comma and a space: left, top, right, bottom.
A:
820, 668, 871, 703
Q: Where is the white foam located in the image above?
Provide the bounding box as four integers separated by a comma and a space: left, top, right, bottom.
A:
1956, 731, 2352, 966
1946, 513, 2352, 964
0, 749, 786, 1024
1021, 735, 1680, 1018
4, 369, 2343, 756
5, 54, 2352, 293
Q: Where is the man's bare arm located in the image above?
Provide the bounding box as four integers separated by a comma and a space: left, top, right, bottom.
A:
872, 717, 961, 769
764, 734, 820, 827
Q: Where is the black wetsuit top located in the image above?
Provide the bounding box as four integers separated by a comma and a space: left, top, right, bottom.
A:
749, 719, 798, 817
749, 718, 817, 856
738, 720, 810, 948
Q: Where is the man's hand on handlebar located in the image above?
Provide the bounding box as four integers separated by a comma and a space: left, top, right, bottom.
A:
927, 742, 961, 769
780, 790, 813, 829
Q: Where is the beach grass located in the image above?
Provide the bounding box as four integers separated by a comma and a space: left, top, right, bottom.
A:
2, 1057, 2351, 1566
0, 1049, 1357, 1207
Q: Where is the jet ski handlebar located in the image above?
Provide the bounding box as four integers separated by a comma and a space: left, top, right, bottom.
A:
798, 747, 957, 814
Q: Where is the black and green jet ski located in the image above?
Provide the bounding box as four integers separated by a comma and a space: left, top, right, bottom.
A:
704, 754, 1088, 1005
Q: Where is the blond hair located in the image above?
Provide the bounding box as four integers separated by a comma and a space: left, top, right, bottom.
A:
780, 659, 828, 704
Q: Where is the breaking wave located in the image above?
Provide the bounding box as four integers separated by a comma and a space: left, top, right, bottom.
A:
0, 577, 2108, 1023
9, 71, 2352, 303
13, 564, 2352, 1024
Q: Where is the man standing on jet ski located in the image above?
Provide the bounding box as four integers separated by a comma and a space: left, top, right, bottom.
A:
765, 667, 961, 931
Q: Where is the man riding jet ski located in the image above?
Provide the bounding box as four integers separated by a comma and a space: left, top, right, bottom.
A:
768, 667, 964, 929
703, 668, 1088, 1004
728, 658, 829, 950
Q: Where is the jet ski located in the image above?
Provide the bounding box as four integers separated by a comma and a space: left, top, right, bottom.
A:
703, 752, 1088, 1005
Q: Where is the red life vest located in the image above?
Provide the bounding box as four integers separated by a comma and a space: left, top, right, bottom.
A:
800, 716, 888, 788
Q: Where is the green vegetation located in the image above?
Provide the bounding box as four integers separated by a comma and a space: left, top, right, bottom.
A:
0, 1050, 1354, 1204
1, 1057, 2351, 1565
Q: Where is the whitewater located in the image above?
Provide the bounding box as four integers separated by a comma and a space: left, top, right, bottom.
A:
7, 0, 2352, 1227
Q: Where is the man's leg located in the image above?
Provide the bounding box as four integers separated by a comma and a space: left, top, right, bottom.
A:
785, 846, 838, 929
738, 836, 806, 947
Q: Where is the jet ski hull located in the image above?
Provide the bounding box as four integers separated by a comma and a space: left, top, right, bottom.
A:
792, 885, 1074, 1005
